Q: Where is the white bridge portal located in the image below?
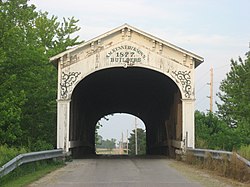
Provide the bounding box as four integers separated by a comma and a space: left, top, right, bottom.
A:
50, 24, 203, 157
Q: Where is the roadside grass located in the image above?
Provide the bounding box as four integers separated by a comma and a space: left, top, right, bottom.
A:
0, 160, 64, 187
170, 160, 248, 187
184, 151, 250, 183
238, 145, 250, 160
0, 145, 28, 166
0, 145, 66, 187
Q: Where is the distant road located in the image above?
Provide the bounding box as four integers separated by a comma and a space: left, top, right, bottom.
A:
30, 156, 203, 187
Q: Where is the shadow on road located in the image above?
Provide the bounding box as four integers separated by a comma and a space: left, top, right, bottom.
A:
73, 154, 170, 159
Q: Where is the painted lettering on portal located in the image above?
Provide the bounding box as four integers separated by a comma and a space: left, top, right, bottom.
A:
106, 45, 146, 66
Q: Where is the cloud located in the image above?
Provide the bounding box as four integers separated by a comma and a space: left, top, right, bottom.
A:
31, 0, 173, 20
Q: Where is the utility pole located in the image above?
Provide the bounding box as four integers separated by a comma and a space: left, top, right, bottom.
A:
121, 132, 124, 154
126, 129, 129, 155
209, 67, 213, 112
135, 117, 138, 155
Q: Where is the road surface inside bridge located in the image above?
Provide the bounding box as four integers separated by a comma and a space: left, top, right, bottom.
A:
29, 156, 206, 187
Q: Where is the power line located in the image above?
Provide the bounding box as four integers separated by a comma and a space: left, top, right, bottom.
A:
213, 64, 230, 71
195, 69, 210, 85
195, 97, 208, 107
196, 67, 214, 112
196, 84, 208, 94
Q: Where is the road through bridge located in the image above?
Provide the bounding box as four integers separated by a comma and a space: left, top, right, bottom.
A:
50, 24, 204, 158
30, 155, 243, 187
30, 157, 204, 187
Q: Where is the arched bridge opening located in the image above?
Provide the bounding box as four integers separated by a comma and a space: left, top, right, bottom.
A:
69, 67, 182, 158
51, 25, 203, 158
95, 113, 146, 155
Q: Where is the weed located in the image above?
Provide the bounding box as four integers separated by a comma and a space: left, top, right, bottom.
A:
0, 159, 64, 187
184, 150, 250, 183
0, 145, 28, 166
238, 145, 250, 160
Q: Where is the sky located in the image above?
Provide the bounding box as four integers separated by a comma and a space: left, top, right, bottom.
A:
98, 114, 145, 143
30, 0, 250, 141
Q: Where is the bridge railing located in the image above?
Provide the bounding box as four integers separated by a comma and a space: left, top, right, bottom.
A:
0, 149, 65, 178
186, 148, 250, 167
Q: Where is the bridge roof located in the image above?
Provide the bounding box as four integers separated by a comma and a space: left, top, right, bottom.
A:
50, 23, 204, 68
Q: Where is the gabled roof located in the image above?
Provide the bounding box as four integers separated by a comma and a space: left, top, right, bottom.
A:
50, 23, 204, 67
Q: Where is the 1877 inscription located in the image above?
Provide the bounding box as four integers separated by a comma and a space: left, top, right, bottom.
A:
106, 45, 146, 66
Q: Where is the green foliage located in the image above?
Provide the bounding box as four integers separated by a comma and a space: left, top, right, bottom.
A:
238, 145, 250, 160
95, 134, 103, 146
195, 111, 243, 151
196, 50, 250, 152
217, 52, 250, 136
0, 86, 26, 145
128, 128, 146, 155
0, 145, 28, 166
29, 140, 54, 152
96, 138, 116, 150
95, 122, 103, 145
95, 115, 113, 146
0, 0, 82, 150
0, 159, 64, 187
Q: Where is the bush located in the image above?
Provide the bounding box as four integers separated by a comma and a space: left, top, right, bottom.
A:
0, 159, 64, 186
30, 140, 54, 152
0, 145, 28, 166
0, 145, 64, 186
238, 145, 250, 160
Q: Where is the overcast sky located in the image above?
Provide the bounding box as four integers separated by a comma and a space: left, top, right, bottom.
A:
30, 0, 250, 141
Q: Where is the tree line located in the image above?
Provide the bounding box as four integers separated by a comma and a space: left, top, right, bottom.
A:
0, 0, 81, 151
196, 52, 250, 152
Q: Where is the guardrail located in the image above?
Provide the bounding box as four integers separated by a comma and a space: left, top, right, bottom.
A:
186, 148, 250, 167
0, 149, 65, 178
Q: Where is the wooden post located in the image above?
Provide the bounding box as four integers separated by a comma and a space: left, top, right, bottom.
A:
209, 67, 213, 112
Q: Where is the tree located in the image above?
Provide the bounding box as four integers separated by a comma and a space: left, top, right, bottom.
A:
217, 51, 250, 146
95, 122, 103, 145
128, 128, 146, 155
95, 115, 113, 146
195, 110, 243, 151
0, 84, 26, 145
0, 0, 82, 150
96, 138, 116, 151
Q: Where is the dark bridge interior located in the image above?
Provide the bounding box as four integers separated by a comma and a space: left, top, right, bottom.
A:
70, 67, 182, 158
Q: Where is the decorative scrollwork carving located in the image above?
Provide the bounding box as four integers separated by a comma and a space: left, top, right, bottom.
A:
86, 46, 104, 58
172, 71, 192, 98
60, 72, 81, 99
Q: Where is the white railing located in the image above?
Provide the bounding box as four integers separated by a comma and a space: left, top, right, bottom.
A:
186, 148, 250, 167
0, 149, 65, 178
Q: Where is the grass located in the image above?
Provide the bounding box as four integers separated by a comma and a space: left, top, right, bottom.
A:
0, 145, 28, 166
96, 148, 127, 155
184, 151, 250, 183
170, 160, 248, 187
0, 145, 65, 187
238, 145, 250, 160
0, 160, 64, 187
